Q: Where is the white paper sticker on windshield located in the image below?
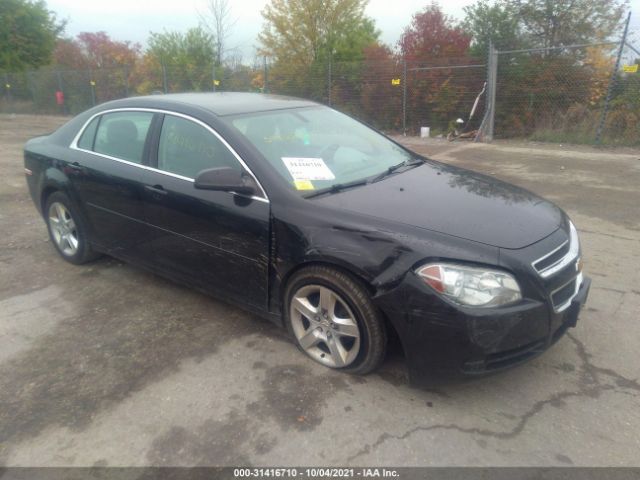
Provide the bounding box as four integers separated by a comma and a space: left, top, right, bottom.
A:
282, 157, 336, 181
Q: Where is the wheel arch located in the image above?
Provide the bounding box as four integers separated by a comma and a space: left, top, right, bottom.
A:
40, 185, 60, 216
279, 260, 375, 304
38, 167, 75, 216
278, 260, 407, 363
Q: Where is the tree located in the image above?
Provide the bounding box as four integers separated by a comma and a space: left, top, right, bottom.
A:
398, 3, 471, 61
50, 33, 140, 110
147, 28, 215, 69
332, 17, 380, 62
199, 0, 237, 66
462, 0, 521, 56
358, 43, 403, 129
53, 38, 84, 68
0, 0, 63, 71
509, 0, 628, 49
258, 0, 374, 66
53, 32, 140, 69
258, 0, 378, 103
145, 27, 216, 92
398, 3, 480, 133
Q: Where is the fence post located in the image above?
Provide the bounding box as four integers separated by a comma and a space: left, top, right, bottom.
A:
4, 73, 11, 112
263, 56, 268, 93
485, 43, 498, 142
402, 58, 407, 135
89, 69, 96, 106
27, 70, 36, 105
327, 56, 332, 106
212, 64, 217, 92
124, 66, 130, 97
595, 11, 631, 145
162, 62, 168, 94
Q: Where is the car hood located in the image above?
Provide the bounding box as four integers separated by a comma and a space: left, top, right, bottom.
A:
315, 161, 563, 249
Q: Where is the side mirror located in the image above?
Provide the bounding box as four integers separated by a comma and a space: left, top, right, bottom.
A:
194, 167, 257, 195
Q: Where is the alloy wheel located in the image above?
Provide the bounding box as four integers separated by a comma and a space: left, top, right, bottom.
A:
290, 284, 361, 368
48, 201, 79, 256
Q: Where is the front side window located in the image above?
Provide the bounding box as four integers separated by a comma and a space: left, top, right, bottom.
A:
157, 115, 240, 179
93, 111, 154, 164
227, 106, 414, 193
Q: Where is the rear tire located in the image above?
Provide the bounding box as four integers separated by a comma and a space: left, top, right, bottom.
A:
284, 265, 387, 375
45, 191, 100, 265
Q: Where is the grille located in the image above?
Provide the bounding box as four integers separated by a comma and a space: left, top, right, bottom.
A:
551, 276, 579, 311
533, 241, 570, 273
532, 222, 580, 279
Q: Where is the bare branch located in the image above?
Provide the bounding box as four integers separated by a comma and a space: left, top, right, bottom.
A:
198, 0, 238, 66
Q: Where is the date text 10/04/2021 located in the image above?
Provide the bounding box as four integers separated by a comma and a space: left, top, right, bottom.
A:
233, 468, 400, 478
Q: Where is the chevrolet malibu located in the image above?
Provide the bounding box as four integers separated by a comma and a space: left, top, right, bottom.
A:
24, 93, 590, 384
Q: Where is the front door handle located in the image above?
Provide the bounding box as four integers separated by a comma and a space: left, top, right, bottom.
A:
145, 184, 168, 196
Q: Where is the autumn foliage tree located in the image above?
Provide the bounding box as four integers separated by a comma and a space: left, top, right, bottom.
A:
47, 32, 141, 110
258, 0, 377, 99
54, 32, 140, 69
358, 44, 403, 129
398, 3, 471, 61
396, 3, 479, 133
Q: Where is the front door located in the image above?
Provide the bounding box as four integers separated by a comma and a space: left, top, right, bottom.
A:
141, 113, 270, 308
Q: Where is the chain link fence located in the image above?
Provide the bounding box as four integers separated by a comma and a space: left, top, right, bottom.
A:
1, 37, 638, 146
477, 41, 640, 146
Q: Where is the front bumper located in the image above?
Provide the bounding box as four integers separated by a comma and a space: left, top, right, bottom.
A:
374, 272, 591, 386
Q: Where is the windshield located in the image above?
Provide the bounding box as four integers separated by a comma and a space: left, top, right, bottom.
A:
227, 106, 415, 194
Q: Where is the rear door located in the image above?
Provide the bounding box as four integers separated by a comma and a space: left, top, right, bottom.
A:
140, 113, 270, 308
69, 110, 157, 263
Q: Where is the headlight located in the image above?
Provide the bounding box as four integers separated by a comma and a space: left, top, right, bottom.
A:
416, 263, 522, 307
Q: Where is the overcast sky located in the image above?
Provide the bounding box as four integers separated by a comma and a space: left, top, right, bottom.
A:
49, 0, 640, 60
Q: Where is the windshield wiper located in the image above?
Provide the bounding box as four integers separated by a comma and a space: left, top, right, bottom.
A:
303, 178, 370, 199
371, 158, 425, 183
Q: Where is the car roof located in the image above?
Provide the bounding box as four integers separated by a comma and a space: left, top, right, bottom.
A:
108, 92, 320, 117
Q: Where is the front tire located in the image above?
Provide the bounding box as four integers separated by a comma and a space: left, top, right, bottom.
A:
284, 266, 387, 375
45, 191, 99, 265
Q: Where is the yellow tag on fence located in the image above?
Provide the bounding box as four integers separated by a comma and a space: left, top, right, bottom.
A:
391, 78, 401, 86
213, 79, 220, 86
90, 80, 96, 86
294, 180, 314, 190
623, 64, 638, 73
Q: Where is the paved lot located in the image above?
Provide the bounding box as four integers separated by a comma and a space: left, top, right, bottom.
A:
1, 114, 639, 467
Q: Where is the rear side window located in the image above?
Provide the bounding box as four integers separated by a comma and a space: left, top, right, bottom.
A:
93, 112, 154, 164
157, 115, 240, 179
77, 116, 99, 150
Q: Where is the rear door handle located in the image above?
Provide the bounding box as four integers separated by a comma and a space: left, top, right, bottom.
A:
67, 161, 83, 171
145, 184, 168, 196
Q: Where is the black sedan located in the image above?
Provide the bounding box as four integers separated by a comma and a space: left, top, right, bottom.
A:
24, 93, 590, 384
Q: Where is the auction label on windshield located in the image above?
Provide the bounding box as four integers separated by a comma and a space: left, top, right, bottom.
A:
282, 157, 336, 181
